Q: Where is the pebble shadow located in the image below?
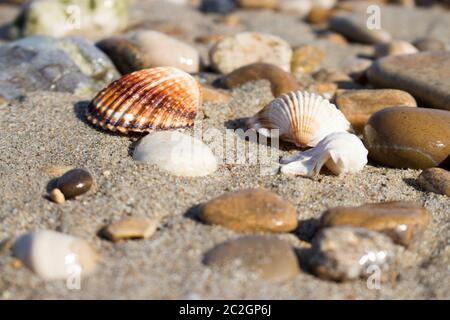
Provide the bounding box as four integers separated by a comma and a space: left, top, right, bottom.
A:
294, 218, 320, 243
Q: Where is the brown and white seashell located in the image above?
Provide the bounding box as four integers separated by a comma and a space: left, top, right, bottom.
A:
86, 67, 201, 133
247, 91, 350, 147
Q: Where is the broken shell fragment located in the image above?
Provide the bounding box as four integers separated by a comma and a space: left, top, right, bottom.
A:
12, 230, 98, 280
86, 67, 201, 133
247, 91, 350, 147
280, 132, 368, 176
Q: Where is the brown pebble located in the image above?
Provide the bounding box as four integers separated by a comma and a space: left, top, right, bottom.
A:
199, 188, 298, 233
222, 63, 300, 97
103, 217, 158, 242
335, 89, 417, 133
306, 7, 335, 24
49, 188, 65, 204
364, 107, 450, 169
291, 45, 324, 75
204, 236, 300, 282
11, 258, 23, 269
318, 32, 348, 45
319, 201, 430, 246
56, 168, 93, 199
418, 168, 450, 196
304, 82, 338, 100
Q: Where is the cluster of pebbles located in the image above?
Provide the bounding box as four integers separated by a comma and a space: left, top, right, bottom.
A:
0, 0, 449, 296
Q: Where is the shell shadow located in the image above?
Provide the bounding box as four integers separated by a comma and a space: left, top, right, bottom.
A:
73, 100, 147, 139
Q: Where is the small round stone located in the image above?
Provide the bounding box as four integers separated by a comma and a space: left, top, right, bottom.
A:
210, 32, 293, 74
418, 168, 450, 197
309, 227, 401, 281
56, 168, 93, 199
335, 89, 417, 133
291, 45, 324, 75
363, 107, 450, 169
103, 217, 158, 242
49, 188, 65, 204
204, 236, 300, 282
319, 201, 430, 247
221, 62, 300, 97
199, 188, 298, 233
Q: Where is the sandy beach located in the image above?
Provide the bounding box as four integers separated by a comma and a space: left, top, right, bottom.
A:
0, 1, 449, 299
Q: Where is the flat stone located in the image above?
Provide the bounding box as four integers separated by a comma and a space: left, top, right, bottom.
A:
221, 63, 300, 97
97, 31, 200, 74
319, 202, 430, 246
418, 168, 450, 197
133, 131, 218, 177
103, 217, 158, 242
199, 188, 298, 233
363, 107, 450, 169
0, 36, 119, 100
210, 32, 292, 74
204, 236, 300, 282
309, 227, 401, 281
335, 89, 417, 133
367, 52, 450, 111
291, 45, 324, 75
329, 15, 391, 44
56, 168, 93, 199
12, 0, 129, 41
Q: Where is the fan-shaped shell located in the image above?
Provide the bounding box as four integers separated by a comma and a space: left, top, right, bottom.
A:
86, 67, 201, 133
247, 91, 350, 147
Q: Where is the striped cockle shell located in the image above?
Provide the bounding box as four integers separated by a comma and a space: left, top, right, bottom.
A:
247, 91, 351, 147
86, 67, 201, 133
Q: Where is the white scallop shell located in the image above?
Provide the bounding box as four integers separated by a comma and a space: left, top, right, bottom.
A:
247, 91, 350, 147
12, 230, 98, 280
280, 132, 368, 176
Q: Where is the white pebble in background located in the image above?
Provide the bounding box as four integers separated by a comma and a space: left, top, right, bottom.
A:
133, 131, 218, 177
12, 230, 98, 280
